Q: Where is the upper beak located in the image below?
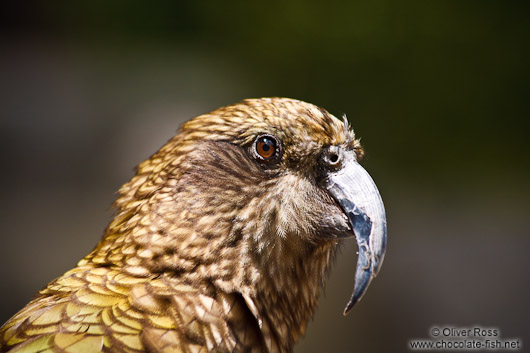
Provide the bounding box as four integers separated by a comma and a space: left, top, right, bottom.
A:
324, 151, 387, 315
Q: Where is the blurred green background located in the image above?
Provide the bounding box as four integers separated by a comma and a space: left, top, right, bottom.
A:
1, 1, 529, 352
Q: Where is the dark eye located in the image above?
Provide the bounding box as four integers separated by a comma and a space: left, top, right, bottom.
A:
255, 135, 278, 160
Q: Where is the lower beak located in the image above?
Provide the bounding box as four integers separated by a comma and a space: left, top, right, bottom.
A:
324, 152, 387, 315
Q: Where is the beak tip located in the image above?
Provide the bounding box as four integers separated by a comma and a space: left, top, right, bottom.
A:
343, 297, 358, 316
342, 249, 376, 314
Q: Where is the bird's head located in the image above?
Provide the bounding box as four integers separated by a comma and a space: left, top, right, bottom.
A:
89, 97, 386, 321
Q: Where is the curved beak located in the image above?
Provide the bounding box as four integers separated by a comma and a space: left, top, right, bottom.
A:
324, 152, 387, 315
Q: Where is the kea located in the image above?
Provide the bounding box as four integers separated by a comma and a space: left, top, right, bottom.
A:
0, 98, 387, 353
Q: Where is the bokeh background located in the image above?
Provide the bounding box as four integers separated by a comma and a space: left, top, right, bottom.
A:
1, 1, 529, 352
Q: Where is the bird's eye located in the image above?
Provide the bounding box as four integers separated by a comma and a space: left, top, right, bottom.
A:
255, 135, 278, 160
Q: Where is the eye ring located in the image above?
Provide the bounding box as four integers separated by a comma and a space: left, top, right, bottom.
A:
254, 134, 280, 161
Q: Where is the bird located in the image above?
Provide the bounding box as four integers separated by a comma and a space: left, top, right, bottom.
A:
0, 97, 387, 353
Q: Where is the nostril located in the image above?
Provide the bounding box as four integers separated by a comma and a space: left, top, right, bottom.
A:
317, 147, 344, 183
329, 153, 339, 164
324, 146, 342, 168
